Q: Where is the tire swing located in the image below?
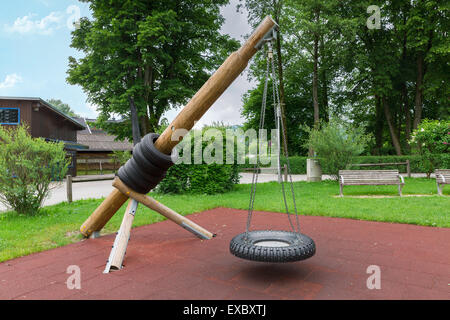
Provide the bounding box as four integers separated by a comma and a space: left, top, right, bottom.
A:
230, 40, 316, 263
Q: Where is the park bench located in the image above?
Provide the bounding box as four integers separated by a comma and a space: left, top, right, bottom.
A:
338, 170, 405, 197
435, 169, 450, 196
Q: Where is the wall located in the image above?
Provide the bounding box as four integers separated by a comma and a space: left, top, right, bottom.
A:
31, 106, 77, 142
0, 99, 33, 131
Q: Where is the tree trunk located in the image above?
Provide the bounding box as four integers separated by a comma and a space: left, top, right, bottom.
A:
312, 7, 320, 129
401, 83, 411, 145
320, 68, 329, 122
312, 33, 320, 128
140, 114, 150, 136
273, 13, 288, 156
400, 15, 411, 147
309, 10, 320, 158
374, 95, 384, 155
129, 97, 141, 145
413, 54, 424, 130
413, 30, 433, 130
382, 97, 402, 155
319, 36, 329, 122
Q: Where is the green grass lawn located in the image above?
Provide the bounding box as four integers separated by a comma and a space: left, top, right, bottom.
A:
0, 178, 448, 262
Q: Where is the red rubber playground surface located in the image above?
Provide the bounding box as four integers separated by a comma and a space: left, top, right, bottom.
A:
0, 208, 449, 300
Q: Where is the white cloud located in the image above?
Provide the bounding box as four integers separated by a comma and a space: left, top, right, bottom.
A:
4, 12, 63, 35
0, 74, 22, 89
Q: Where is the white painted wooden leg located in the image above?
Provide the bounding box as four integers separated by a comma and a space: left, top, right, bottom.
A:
104, 199, 138, 273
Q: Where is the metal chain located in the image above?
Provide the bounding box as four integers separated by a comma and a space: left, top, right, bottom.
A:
270, 47, 301, 235
245, 41, 302, 238
245, 53, 270, 237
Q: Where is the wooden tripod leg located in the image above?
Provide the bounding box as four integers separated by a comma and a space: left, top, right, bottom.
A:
104, 199, 138, 273
112, 177, 215, 240
80, 188, 129, 237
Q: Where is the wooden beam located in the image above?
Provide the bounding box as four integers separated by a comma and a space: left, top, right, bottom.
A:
80, 188, 128, 237
104, 199, 138, 272
66, 175, 73, 203
112, 177, 214, 240
155, 16, 277, 155
79, 16, 277, 237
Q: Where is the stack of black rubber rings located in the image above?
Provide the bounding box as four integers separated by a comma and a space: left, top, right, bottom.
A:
117, 133, 175, 194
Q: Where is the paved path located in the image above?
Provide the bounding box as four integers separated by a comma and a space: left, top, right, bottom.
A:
0, 173, 307, 212
1, 208, 448, 300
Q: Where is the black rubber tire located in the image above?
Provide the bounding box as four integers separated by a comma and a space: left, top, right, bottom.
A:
229, 230, 316, 263
116, 132, 175, 194
117, 160, 155, 194
140, 133, 174, 170
125, 158, 165, 187
132, 141, 166, 177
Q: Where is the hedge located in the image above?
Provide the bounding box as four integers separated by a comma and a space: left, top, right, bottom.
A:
156, 163, 240, 194
239, 154, 450, 175
157, 153, 448, 194
351, 154, 450, 174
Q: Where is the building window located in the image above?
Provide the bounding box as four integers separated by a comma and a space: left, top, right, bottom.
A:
0, 108, 20, 125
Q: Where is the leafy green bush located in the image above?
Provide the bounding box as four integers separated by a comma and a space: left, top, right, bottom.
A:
304, 121, 373, 179
409, 119, 450, 176
157, 163, 239, 195
156, 127, 240, 194
0, 126, 69, 215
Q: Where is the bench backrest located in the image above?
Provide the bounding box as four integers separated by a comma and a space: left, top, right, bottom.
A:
435, 169, 450, 183
339, 170, 400, 184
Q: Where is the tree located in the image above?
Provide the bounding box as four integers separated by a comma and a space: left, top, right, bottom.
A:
47, 99, 79, 118
304, 120, 373, 179
67, 0, 238, 144
410, 119, 450, 177
241, 75, 312, 155
237, 0, 290, 153
241, 1, 448, 157
284, 0, 353, 155
338, 0, 449, 155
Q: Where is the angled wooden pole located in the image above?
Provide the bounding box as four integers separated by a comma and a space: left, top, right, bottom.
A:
112, 177, 214, 239
80, 188, 128, 237
80, 16, 278, 237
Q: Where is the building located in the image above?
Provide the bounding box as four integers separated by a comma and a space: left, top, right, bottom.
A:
75, 118, 133, 157
74, 118, 133, 174
0, 97, 87, 176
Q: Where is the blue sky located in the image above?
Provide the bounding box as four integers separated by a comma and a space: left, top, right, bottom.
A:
0, 0, 254, 126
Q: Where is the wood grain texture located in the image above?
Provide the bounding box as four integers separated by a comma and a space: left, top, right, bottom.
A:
112, 177, 214, 239
79, 188, 129, 237
109, 200, 137, 270
338, 170, 404, 196
154, 16, 276, 155
79, 16, 276, 237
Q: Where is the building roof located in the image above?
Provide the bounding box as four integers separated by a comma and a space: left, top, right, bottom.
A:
75, 117, 133, 152
0, 96, 86, 130
44, 138, 89, 151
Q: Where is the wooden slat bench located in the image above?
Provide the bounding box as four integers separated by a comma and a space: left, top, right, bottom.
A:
338, 170, 405, 197
435, 169, 450, 196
